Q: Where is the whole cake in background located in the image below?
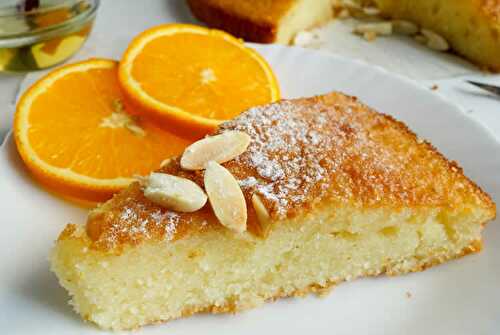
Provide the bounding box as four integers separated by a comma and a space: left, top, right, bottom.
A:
187, 0, 500, 71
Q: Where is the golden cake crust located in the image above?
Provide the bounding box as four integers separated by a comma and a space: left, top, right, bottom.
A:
72, 92, 495, 253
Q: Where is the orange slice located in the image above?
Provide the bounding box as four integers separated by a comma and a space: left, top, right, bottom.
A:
14, 58, 190, 202
119, 24, 280, 138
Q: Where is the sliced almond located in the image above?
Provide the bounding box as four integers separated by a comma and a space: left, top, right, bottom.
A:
143, 173, 207, 212
421, 29, 449, 51
392, 20, 419, 35
181, 131, 251, 170
354, 22, 392, 36
293, 30, 315, 47
293, 29, 324, 49
252, 193, 271, 236
204, 161, 247, 233
362, 6, 381, 16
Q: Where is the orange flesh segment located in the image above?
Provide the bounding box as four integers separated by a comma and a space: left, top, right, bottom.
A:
25, 62, 190, 181
131, 33, 275, 120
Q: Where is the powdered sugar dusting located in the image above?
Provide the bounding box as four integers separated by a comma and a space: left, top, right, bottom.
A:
163, 212, 179, 240
89, 191, 188, 249
220, 98, 355, 218
238, 176, 258, 188
86, 93, 463, 250
219, 94, 420, 219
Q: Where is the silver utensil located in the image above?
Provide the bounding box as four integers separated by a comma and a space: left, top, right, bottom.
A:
467, 80, 500, 97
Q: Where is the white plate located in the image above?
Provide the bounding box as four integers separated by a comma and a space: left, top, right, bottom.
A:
1, 44, 499, 335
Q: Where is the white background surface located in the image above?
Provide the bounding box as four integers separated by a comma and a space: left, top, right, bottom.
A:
1, 44, 500, 335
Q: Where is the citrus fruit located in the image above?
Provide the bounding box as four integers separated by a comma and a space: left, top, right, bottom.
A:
119, 23, 280, 138
14, 58, 190, 202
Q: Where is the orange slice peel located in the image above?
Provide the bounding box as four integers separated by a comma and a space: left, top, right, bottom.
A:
119, 24, 280, 138
14, 58, 190, 202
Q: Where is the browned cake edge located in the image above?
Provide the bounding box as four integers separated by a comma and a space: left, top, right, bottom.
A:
376, 112, 496, 219
187, 0, 281, 43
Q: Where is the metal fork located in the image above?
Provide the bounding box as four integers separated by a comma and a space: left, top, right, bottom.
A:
467, 81, 500, 97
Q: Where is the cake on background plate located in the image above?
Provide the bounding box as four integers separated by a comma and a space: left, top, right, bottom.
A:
51, 92, 496, 330
187, 0, 500, 71
372, 0, 500, 72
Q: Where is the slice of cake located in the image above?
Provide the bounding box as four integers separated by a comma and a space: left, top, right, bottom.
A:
186, 0, 500, 71
50, 92, 496, 330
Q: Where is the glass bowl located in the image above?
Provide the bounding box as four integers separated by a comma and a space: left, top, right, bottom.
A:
0, 0, 99, 72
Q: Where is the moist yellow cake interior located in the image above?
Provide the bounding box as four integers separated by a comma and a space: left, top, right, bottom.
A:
187, 0, 500, 70
52, 202, 486, 330
276, 0, 335, 43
